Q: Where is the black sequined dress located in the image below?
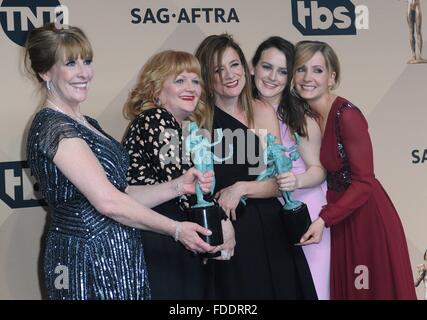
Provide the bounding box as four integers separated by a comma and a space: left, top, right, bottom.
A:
27, 108, 150, 300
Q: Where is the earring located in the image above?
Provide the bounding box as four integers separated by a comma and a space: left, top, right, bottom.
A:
154, 97, 162, 107
46, 80, 51, 91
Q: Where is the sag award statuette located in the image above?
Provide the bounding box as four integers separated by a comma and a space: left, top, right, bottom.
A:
256, 133, 312, 245
185, 122, 232, 256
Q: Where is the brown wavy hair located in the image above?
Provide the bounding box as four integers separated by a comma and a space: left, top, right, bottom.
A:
195, 33, 254, 130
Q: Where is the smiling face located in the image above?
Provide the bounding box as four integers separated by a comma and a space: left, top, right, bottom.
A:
42, 52, 94, 108
159, 71, 202, 123
253, 47, 289, 106
213, 47, 246, 104
293, 51, 336, 104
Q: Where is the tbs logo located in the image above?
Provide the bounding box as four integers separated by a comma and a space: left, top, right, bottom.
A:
0, 0, 69, 47
0, 161, 45, 209
292, 0, 369, 36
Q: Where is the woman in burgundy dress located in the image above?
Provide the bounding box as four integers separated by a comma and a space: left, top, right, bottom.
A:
291, 40, 416, 299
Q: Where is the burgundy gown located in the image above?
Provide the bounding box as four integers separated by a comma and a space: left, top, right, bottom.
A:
319, 96, 416, 300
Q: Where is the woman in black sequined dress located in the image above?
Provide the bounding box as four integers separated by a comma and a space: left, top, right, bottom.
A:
25, 23, 216, 300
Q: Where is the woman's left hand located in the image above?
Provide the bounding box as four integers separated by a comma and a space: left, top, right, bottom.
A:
276, 172, 298, 192
179, 168, 214, 195
298, 217, 325, 246
215, 182, 244, 221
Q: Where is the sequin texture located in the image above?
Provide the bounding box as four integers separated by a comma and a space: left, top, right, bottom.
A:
326, 102, 357, 192
27, 108, 150, 300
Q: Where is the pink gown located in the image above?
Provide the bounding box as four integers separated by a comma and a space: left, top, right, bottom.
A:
278, 118, 331, 300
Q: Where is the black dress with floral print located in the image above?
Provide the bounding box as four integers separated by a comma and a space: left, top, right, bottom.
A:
123, 107, 205, 299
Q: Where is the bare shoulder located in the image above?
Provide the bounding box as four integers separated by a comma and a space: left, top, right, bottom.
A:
252, 99, 278, 126
305, 115, 320, 132
302, 115, 321, 140
252, 99, 280, 137
253, 99, 275, 116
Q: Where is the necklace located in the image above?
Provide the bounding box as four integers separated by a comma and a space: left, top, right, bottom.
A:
46, 99, 88, 127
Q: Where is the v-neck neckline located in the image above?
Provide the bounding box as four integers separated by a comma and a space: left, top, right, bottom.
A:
43, 107, 112, 142
321, 95, 340, 139
214, 105, 249, 130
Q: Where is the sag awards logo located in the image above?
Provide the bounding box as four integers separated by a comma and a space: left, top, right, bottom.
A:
291, 0, 369, 36
0, 0, 69, 47
0, 161, 45, 209
130, 7, 240, 24
412, 149, 427, 164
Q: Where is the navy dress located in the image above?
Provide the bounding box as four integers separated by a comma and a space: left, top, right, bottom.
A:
206, 106, 317, 300
26, 108, 150, 300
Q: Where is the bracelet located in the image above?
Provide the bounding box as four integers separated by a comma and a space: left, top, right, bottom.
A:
174, 222, 181, 242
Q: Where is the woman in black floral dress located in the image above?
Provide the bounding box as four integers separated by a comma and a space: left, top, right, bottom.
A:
122, 50, 235, 299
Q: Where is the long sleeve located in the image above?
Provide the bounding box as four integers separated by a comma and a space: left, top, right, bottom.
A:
320, 106, 375, 226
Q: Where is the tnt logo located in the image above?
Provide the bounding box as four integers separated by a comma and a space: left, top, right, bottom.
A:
0, 161, 45, 209
292, 0, 369, 36
0, 0, 69, 47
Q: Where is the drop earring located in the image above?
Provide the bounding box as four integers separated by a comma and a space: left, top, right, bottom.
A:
46, 80, 51, 91
155, 97, 162, 107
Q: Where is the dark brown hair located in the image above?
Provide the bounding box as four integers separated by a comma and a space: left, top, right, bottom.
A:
252, 36, 318, 137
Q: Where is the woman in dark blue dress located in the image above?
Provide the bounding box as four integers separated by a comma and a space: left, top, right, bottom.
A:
25, 23, 216, 300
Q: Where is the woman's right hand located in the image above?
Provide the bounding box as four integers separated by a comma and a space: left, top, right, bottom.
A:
175, 221, 217, 253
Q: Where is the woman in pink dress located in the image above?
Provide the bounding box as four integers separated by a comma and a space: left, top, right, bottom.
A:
251, 36, 331, 300
294, 40, 416, 299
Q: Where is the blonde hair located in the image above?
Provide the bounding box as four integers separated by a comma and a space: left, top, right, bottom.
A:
25, 23, 93, 86
123, 50, 211, 130
291, 40, 341, 93
195, 34, 254, 130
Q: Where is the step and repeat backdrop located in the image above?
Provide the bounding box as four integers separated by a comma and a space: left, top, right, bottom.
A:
0, 0, 426, 299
